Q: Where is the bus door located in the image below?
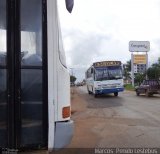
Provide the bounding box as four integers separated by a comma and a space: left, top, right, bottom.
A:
0, 0, 48, 149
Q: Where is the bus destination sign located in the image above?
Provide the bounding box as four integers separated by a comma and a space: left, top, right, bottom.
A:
93, 61, 121, 67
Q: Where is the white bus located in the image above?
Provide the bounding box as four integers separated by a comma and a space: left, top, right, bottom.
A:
0, 0, 73, 152
86, 61, 124, 97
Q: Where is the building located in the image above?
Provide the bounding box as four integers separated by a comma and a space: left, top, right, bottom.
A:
134, 64, 146, 73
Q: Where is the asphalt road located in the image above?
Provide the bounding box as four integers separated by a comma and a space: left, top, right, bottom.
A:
20, 86, 160, 153
69, 86, 160, 148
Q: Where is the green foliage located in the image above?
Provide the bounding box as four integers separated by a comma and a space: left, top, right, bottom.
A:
123, 69, 130, 80
123, 60, 131, 80
126, 60, 131, 72
70, 75, 77, 83
134, 73, 145, 86
147, 57, 160, 79
124, 84, 135, 91
147, 67, 160, 79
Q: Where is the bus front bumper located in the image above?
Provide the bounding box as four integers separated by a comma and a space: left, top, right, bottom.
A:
95, 88, 124, 94
54, 120, 74, 149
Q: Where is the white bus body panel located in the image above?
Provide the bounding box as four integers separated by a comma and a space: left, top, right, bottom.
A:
94, 79, 124, 89
86, 77, 94, 92
47, 0, 73, 150
86, 78, 124, 94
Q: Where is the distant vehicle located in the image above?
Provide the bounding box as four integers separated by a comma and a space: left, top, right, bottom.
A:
85, 61, 124, 97
135, 79, 160, 97
70, 82, 75, 86
76, 82, 84, 86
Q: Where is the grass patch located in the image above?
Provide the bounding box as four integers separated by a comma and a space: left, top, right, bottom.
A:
124, 84, 135, 91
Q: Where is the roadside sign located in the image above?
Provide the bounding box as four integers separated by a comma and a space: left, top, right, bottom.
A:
129, 41, 150, 52
133, 54, 147, 64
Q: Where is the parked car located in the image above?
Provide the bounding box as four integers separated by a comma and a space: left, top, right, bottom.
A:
135, 79, 160, 97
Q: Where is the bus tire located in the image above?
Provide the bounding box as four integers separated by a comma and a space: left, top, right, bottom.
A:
88, 91, 91, 94
114, 92, 118, 97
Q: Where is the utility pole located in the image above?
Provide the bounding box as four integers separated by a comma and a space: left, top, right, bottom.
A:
131, 53, 134, 87
146, 52, 148, 79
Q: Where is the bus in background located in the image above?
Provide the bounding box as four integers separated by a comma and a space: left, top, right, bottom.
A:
85, 61, 124, 97
0, 0, 73, 152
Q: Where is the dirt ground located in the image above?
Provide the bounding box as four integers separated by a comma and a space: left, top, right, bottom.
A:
50, 87, 101, 154
69, 87, 100, 148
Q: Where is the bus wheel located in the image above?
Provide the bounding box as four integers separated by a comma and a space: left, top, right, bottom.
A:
114, 92, 118, 96
88, 91, 91, 94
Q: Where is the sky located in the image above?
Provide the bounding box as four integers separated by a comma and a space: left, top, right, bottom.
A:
58, 0, 160, 81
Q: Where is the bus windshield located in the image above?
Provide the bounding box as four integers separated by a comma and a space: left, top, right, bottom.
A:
95, 66, 123, 81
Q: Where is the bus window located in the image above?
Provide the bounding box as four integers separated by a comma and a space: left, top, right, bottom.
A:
108, 66, 123, 80
20, 0, 43, 145
95, 68, 109, 81
0, 0, 7, 146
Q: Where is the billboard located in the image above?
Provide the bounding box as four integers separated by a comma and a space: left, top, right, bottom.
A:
129, 41, 150, 52
133, 54, 147, 64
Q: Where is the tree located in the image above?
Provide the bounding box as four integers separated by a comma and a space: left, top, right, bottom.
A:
158, 57, 160, 66
70, 75, 77, 83
123, 69, 130, 80
123, 60, 131, 81
147, 57, 160, 79
126, 60, 131, 72
134, 73, 145, 86
147, 66, 160, 79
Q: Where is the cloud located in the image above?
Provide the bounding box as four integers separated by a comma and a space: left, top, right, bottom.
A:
58, 0, 160, 80
63, 30, 112, 67
149, 39, 160, 65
